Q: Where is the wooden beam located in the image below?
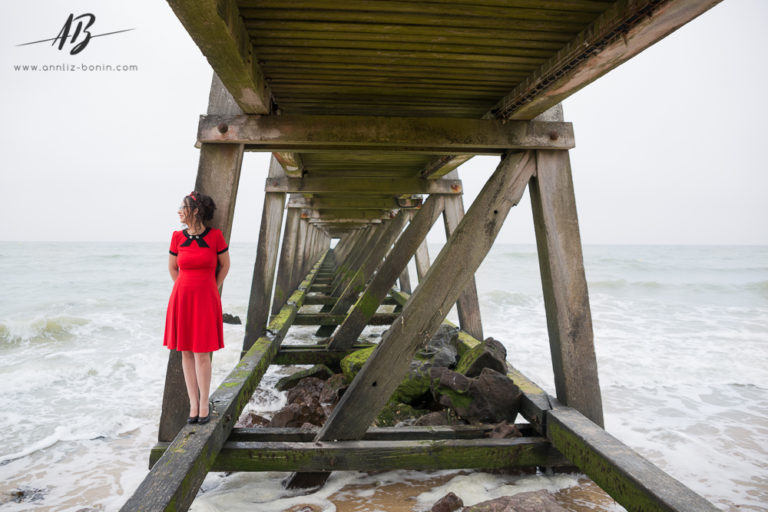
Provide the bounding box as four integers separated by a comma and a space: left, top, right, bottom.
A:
398, 266, 412, 294
150, 437, 566, 473
273, 344, 372, 366
166, 0, 272, 114
491, 0, 723, 121
293, 312, 397, 326
271, 207, 301, 315
329, 195, 444, 350
286, 151, 535, 488
529, 108, 603, 427
242, 157, 286, 356
158, 72, 244, 444
267, 177, 462, 195
198, 114, 575, 153
414, 238, 431, 282
121, 256, 325, 511
288, 196, 404, 210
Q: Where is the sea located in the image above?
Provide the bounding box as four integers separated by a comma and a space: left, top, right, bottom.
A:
0, 242, 766, 511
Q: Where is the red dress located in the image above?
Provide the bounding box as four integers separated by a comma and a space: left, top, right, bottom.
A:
163, 227, 228, 353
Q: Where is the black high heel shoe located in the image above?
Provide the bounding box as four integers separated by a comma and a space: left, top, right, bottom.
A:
198, 402, 212, 425
187, 416, 198, 424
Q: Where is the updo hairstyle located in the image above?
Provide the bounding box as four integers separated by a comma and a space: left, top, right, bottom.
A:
184, 191, 216, 224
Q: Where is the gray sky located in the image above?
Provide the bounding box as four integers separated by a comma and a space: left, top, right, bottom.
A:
1, 0, 766, 245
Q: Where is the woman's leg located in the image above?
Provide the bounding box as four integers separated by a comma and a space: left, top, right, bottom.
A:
180, 350, 200, 417
194, 352, 212, 417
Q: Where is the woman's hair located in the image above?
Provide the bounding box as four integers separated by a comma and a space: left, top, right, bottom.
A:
184, 191, 216, 223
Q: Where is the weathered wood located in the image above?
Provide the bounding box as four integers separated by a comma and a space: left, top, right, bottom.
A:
295, 312, 397, 326
122, 255, 325, 512
272, 151, 303, 177
442, 187, 483, 340
288, 196, 405, 210
199, 114, 575, 152
529, 108, 603, 427
273, 344, 373, 366
303, 295, 397, 306
413, 238, 431, 282
150, 437, 566, 473
329, 195, 445, 350
267, 176, 462, 196
286, 151, 534, 488
546, 407, 720, 512
242, 156, 286, 356
158, 72, 244, 444
492, 0, 723, 120
166, 0, 272, 114
271, 207, 300, 315
292, 219, 308, 290
229, 424, 524, 442
398, 266, 412, 294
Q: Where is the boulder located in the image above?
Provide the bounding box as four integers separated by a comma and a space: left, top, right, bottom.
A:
340, 346, 376, 382
391, 359, 433, 405
236, 412, 270, 428
320, 373, 348, 404
432, 492, 464, 512
375, 401, 428, 427
455, 337, 507, 378
270, 377, 328, 428
430, 367, 521, 424
222, 313, 241, 324
276, 365, 334, 391
487, 422, 522, 439
414, 409, 465, 427
461, 490, 567, 512
417, 324, 459, 368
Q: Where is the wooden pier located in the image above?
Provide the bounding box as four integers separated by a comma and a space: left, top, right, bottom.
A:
123, 1, 723, 510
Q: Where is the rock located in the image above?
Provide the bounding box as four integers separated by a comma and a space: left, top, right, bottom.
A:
414, 409, 465, 427
222, 313, 241, 324
488, 422, 522, 439
375, 401, 427, 427
340, 346, 376, 382
461, 490, 567, 512
320, 373, 348, 404
432, 492, 464, 512
431, 367, 521, 424
286, 377, 325, 404
456, 337, 507, 378
276, 365, 335, 391
391, 359, 433, 405
236, 412, 270, 428
270, 377, 328, 428
417, 324, 459, 368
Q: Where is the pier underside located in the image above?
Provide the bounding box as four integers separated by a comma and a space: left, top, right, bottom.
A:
123, 1, 723, 510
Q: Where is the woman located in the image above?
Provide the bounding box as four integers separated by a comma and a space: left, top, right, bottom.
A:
163, 191, 230, 425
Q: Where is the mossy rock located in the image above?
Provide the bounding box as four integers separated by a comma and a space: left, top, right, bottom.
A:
375, 401, 429, 427
276, 364, 334, 391
455, 337, 506, 377
391, 360, 433, 405
340, 346, 376, 382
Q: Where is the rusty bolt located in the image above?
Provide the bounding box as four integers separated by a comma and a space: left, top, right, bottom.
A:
450, 183, 462, 192
218, 123, 229, 134
549, 131, 559, 141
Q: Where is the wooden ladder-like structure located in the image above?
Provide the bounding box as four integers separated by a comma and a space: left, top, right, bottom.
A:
122, 1, 723, 510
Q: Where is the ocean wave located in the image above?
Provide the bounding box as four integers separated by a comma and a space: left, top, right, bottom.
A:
0, 315, 89, 345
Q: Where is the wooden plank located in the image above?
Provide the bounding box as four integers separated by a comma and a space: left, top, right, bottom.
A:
272, 151, 303, 178
288, 196, 403, 210
273, 344, 372, 366
158, 73, 244, 444
271, 207, 301, 315
492, 0, 723, 120
242, 157, 286, 355
442, 188, 483, 340
303, 296, 397, 306
398, 266, 412, 294
150, 437, 566, 473
529, 111, 603, 427
166, 0, 271, 114
329, 195, 444, 350
199, 114, 574, 153
122, 256, 325, 512
266, 177, 463, 195
414, 238, 431, 282
294, 313, 397, 326
286, 152, 535, 488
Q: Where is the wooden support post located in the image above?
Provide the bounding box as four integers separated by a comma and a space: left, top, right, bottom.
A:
272, 206, 301, 315
329, 225, 378, 294
529, 105, 603, 427
286, 151, 535, 488
442, 172, 483, 341
292, 219, 308, 290
316, 213, 408, 337
242, 156, 286, 356
398, 267, 412, 294
328, 195, 444, 350
414, 239, 431, 282
158, 73, 244, 443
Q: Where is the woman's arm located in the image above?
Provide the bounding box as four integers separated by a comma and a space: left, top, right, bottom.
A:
216, 251, 230, 289
168, 254, 179, 282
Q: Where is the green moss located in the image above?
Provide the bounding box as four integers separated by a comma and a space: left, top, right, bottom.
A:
391, 362, 432, 404
455, 344, 484, 375
436, 387, 473, 412
375, 401, 427, 427
340, 346, 376, 382
356, 292, 380, 318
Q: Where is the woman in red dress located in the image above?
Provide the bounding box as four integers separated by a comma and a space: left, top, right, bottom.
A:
164, 192, 230, 425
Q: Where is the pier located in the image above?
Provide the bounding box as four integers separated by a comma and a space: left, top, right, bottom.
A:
122, 1, 723, 510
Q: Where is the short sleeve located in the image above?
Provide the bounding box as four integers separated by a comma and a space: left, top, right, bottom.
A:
215, 229, 229, 254
169, 231, 180, 256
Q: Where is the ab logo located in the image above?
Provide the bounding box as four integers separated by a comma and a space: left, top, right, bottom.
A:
54, 13, 96, 55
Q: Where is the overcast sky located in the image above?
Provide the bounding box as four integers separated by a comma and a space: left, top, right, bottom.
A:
1, 0, 766, 245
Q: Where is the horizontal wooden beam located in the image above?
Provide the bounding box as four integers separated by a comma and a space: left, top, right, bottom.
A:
267, 177, 462, 195
492, 0, 723, 121
303, 295, 397, 306
198, 114, 575, 153
166, 0, 271, 114
292, 312, 397, 326
273, 344, 374, 366
149, 437, 567, 472
288, 196, 418, 210
272, 152, 303, 177
302, 209, 394, 220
